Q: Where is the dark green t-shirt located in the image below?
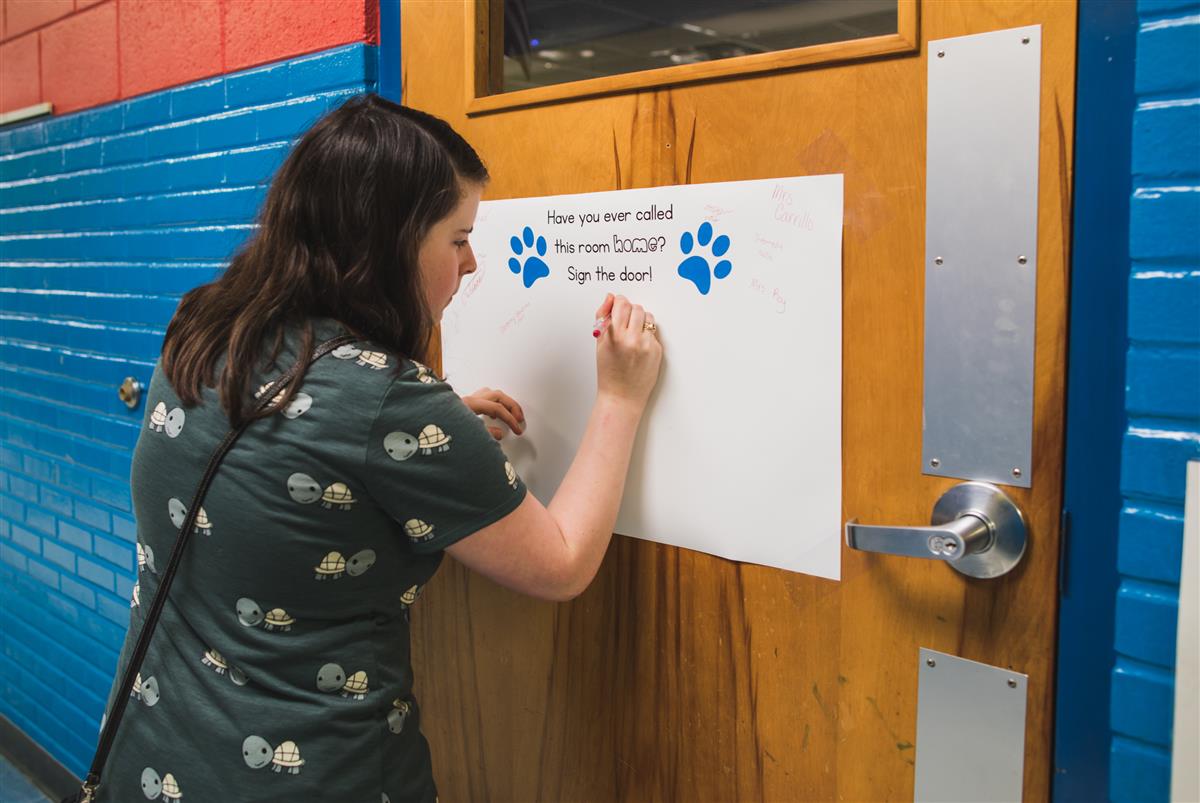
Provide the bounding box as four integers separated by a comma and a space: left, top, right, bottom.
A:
96, 319, 526, 803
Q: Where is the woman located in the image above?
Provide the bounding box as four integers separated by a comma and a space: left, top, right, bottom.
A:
95, 95, 662, 802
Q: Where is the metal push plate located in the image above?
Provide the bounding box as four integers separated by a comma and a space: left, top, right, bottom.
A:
923, 26, 1042, 488
915, 648, 1028, 802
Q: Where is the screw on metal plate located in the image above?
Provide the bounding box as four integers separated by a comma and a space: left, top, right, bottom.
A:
1021, 37, 1030, 44
930, 458, 941, 468
937, 50, 945, 58
1008, 678, 1018, 688
1012, 468, 1022, 478
927, 658, 937, 667
1018, 255, 1028, 265
935, 256, 944, 265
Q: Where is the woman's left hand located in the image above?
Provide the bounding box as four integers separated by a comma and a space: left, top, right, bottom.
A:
462, 387, 526, 439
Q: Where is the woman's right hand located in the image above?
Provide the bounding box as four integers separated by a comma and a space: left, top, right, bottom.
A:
448, 293, 664, 602
594, 293, 663, 412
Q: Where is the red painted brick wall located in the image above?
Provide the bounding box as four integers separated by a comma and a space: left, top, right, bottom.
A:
0, 0, 378, 115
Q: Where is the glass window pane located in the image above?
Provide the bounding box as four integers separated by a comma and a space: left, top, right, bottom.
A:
498, 0, 899, 94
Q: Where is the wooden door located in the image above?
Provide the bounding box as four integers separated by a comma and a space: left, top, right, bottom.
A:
403, 2, 1074, 800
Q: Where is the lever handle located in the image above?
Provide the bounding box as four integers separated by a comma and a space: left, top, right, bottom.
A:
845, 514, 993, 562
845, 482, 1027, 579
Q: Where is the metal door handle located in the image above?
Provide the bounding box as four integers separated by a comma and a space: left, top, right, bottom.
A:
846, 514, 992, 560
845, 482, 1027, 579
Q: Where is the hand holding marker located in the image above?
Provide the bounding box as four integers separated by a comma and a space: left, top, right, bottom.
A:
592, 293, 663, 412
593, 294, 658, 339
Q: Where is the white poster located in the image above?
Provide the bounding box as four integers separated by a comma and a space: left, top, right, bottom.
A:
442, 175, 843, 579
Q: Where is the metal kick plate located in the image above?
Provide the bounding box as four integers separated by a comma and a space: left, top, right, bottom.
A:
923, 26, 1042, 488
915, 648, 1028, 802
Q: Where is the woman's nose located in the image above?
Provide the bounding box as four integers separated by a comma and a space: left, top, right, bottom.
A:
461, 246, 478, 275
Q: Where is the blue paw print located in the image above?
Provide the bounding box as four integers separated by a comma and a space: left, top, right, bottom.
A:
508, 226, 550, 288
677, 222, 731, 295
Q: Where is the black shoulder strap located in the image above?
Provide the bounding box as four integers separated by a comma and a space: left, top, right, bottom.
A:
71, 334, 358, 802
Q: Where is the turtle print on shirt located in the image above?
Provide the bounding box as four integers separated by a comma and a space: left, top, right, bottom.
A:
417, 424, 451, 454
148, 402, 185, 438
96, 319, 526, 802
284, 473, 357, 510
319, 482, 355, 510
357, 351, 389, 370
286, 473, 322, 504
235, 598, 295, 632
383, 431, 418, 461
130, 673, 160, 707
137, 542, 156, 574
387, 698, 411, 734
404, 519, 434, 543
167, 498, 211, 536
254, 383, 314, 419
201, 648, 227, 675
140, 767, 165, 800
314, 552, 346, 580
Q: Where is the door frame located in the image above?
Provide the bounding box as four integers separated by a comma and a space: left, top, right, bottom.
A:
379, 0, 402, 103
1053, 0, 1136, 799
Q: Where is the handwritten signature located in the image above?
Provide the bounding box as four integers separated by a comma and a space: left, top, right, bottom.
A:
499, 302, 532, 335
703, 203, 734, 222
750, 277, 787, 314
462, 267, 485, 300
771, 184, 814, 231
755, 233, 783, 262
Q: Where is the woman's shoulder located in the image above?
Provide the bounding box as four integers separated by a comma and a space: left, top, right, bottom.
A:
302, 319, 435, 379
318, 343, 448, 396
309, 341, 456, 412
321, 342, 417, 376
274, 320, 467, 430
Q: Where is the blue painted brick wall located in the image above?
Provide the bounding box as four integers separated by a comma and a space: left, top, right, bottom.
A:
0, 43, 377, 778
1110, 3, 1200, 800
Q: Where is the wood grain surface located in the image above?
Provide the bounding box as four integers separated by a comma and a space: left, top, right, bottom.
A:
406, 1, 1076, 800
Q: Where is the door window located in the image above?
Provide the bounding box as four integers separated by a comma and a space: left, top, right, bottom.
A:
501, 0, 897, 92
473, 0, 913, 112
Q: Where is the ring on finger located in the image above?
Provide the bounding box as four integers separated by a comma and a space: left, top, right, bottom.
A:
642, 322, 658, 333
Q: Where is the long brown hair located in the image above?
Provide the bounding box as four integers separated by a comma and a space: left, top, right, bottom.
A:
161, 95, 488, 426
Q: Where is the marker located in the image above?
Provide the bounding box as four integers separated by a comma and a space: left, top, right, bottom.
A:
592, 315, 610, 338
